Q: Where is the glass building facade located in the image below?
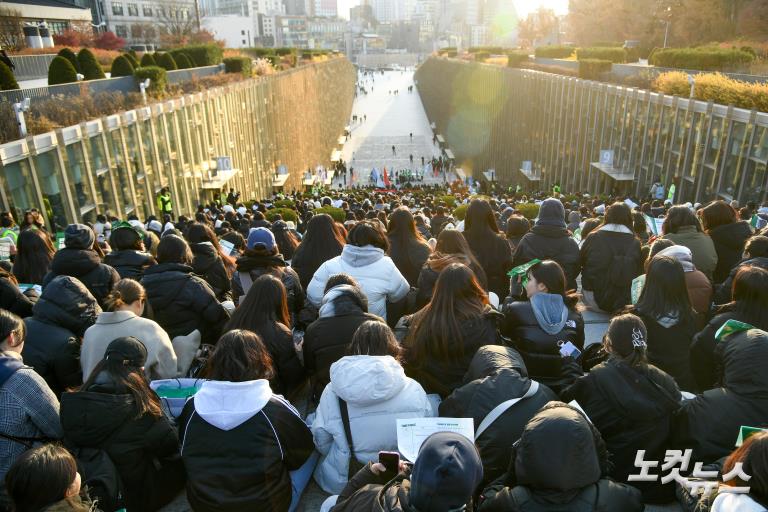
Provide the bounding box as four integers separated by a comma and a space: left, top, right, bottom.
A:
0, 59, 355, 229
416, 58, 768, 204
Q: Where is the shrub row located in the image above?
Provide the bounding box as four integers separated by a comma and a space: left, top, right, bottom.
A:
474, 52, 490, 62
134, 66, 167, 95
652, 71, 768, 112
649, 47, 755, 71
0, 61, 19, 90
576, 47, 627, 63
507, 51, 530, 68
168, 44, 223, 67
534, 45, 575, 59
579, 59, 613, 80
223, 56, 252, 77
468, 46, 507, 54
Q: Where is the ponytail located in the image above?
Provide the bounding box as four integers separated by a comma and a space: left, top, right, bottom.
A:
103, 279, 146, 312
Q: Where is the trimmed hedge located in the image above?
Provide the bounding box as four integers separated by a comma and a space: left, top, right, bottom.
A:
534, 45, 575, 59
157, 53, 178, 71
579, 59, 613, 80
475, 52, 490, 62
273, 199, 295, 209
576, 47, 627, 63
246, 47, 274, 57
275, 47, 295, 56
446, 50, 457, 58
77, 48, 105, 80
0, 61, 19, 90
57, 48, 80, 72
109, 55, 135, 77
48, 56, 78, 85
265, 207, 298, 223
650, 47, 755, 71
468, 46, 505, 54
140, 52, 157, 67
169, 44, 223, 67
439, 195, 457, 207
223, 57, 252, 77
507, 51, 530, 67
653, 71, 768, 112
123, 51, 139, 68
453, 204, 468, 221
174, 53, 193, 69
133, 66, 167, 94
314, 206, 345, 222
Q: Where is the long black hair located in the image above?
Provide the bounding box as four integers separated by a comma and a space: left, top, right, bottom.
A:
291, 214, 345, 287
720, 266, 768, 329
635, 255, 695, 325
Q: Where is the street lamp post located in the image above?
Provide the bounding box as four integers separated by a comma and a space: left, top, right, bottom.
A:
12, 98, 30, 138
662, 6, 672, 48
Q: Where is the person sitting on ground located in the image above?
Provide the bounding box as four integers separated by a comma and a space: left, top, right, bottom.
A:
308, 221, 409, 322
328, 431, 483, 512
463, 199, 513, 300
12, 229, 55, 287
627, 255, 697, 391
23, 276, 100, 396
500, 260, 584, 394
580, 202, 642, 313
43, 224, 119, 306
415, 229, 487, 309
104, 221, 156, 280
4, 444, 94, 512
232, 227, 304, 324
186, 222, 234, 302
386, 207, 432, 287
311, 320, 432, 494
0, 267, 35, 318
440, 345, 557, 487
713, 234, 768, 304
700, 200, 753, 284
505, 215, 530, 252
81, 278, 177, 382
224, 275, 305, 396
302, 274, 382, 402
403, 263, 502, 398
0, 310, 63, 507
141, 234, 229, 345
478, 402, 644, 512
562, 313, 682, 503
655, 244, 713, 317
291, 214, 346, 290
691, 266, 768, 391
60, 336, 185, 511
512, 198, 581, 291
179, 330, 316, 512
674, 327, 768, 464
660, 205, 718, 281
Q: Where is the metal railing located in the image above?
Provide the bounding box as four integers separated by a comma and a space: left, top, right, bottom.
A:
8, 54, 58, 80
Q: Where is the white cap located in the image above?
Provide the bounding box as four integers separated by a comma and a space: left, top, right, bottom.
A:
147, 220, 162, 233
214, 219, 223, 229
222, 204, 234, 214
595, 204, 606, 215
237, 206, 247, 216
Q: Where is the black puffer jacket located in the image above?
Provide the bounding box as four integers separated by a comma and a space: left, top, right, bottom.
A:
713, 256, 768, 304
387, 238, 431, 287
581, 228, 642, 313
674, 328, 768, 464
22, 276, 100, 395
478, 403, 644, 512
634, 310, 697, 392
191, 242, 232, 302
690, 309, 750, 391
141, 262, 229, 345
465, 232, 513, 301
104, 249, 156, 280
257, 322, 305, 395
500, 298, 584, 393
709, 221, 753, 284
403, 307, 503, 398
0, 274, 34, 317
60, 380, 185, 511
440, 346, 558, 486
512, 225, 581, 291
232, 253, 305, 321
303, 286, 381, 401
43, 248, 119, 306
562, 359, 681, 503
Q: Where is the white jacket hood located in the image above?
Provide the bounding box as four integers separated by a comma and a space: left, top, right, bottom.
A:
194, 379, 272, 431
711, 492, 766, 512
330, 355, 406, 406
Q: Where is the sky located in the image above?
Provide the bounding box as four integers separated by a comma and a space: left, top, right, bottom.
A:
338, 0, 569, 22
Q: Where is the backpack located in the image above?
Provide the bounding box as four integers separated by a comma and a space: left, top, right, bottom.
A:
593, 239, 636, 313
70, 446, 127, 512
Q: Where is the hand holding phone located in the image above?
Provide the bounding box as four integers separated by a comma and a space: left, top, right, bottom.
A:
378, 451, 400, 479
558, 341, 582, 360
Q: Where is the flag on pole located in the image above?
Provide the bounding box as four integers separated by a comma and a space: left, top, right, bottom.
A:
383, 167, 391, 188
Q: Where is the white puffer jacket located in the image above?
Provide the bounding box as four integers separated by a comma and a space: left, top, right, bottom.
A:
311, 355, 432, 494
307, 245, 410, 320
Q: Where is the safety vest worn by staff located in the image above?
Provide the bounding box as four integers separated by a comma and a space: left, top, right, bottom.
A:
157, 193, 172, 214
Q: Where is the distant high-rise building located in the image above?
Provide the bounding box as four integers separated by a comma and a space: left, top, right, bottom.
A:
313, 0, 337, 17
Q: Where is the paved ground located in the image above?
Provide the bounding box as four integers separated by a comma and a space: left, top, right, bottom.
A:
335, 69, 446, 188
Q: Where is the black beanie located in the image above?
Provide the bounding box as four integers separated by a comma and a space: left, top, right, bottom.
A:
536, 198, 566, 228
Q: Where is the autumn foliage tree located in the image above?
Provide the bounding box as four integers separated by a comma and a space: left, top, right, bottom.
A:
94, 31, 126, 50
53, 28, 94, 48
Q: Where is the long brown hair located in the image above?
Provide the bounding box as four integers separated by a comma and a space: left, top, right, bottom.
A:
427, 229, 487, 287
186, 222, 236, 275
81, 349, 162, 419
12, 229, 55, 285
722, 432, 768, 501
225, 274, 290, 331
405, 263, 488, 364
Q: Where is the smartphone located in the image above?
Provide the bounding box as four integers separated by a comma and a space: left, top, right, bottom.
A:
378, 451, 400, 478
559, 341, 582, 360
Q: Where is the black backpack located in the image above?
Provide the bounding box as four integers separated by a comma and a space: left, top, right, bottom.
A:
70, 446, 126, 512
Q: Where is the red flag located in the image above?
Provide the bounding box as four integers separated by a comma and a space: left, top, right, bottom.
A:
383, 167, 391, 188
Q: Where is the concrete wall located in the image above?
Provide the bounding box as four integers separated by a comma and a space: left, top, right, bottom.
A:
356, 53, 420, 68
